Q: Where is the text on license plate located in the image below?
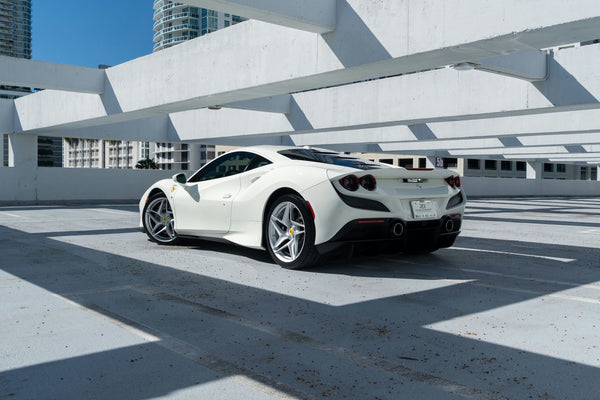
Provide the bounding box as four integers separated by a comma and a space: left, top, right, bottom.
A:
410, 200, 437, 219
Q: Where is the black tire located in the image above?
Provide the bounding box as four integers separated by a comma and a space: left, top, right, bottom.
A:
265, 194, 320, 269
142, 193, 180, 245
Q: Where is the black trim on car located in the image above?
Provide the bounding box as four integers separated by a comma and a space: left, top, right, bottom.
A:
316, 215, 462, 255
332, 184, 390, 212
446, 191, 464, 209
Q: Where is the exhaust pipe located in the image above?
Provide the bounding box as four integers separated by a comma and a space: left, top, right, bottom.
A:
444, 218, 455, 233
391, 222, 404, 237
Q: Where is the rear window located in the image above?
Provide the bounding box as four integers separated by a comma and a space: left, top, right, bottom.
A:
278, 149, 388, 170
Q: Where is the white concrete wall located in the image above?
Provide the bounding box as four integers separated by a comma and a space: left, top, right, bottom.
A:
462, 176, 600, 198
0, 168, 174, 204
1, 167, 598, 204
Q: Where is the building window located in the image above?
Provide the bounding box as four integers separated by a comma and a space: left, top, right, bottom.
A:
398, 158, 413, 168
516, 161, 526, 172
580, 167, 588, 180
501, 161, 512, 171
418, 158, 426, 168
556, 164, 566, 173
484, 160, 496, 170
379, 158, 393, 165
444, 158, 458, 168
544, 163, 554, 172
467, 159, 480, 170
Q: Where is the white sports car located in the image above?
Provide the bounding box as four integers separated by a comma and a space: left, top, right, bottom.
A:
139, 146, 466, 269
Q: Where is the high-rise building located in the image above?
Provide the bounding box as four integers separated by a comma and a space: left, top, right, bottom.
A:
63, 139, 155, 169
152, 1, 245, 170
152, 1, 244, 52
0, 0, 31, 59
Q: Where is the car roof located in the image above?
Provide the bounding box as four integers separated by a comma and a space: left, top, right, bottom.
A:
227, 145, 337, 161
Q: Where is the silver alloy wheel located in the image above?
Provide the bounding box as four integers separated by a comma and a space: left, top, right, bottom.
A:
268, 201, 306, 263
144, 196, 177, 243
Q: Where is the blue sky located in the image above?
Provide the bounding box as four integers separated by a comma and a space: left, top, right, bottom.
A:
32, 0, 154, 68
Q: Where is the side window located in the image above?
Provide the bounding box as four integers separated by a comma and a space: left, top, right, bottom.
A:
188, 152, 256, 182
245, 155, 272, 172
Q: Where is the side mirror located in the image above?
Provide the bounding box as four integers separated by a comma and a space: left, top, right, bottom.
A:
172, 173, 187, 185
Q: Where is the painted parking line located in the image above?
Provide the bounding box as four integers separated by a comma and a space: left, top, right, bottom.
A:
579, 229, 600, 234
0, 211, 22, 218
450, 246, 575, 263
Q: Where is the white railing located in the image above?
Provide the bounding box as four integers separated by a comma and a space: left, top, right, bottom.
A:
153, 11, 197, 29
153, 23, 198, 40
153, 36, 189, 51
153, 2, 183, 20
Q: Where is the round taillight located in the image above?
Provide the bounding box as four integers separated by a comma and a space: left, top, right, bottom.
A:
454, 176, 461, 188
339, 175, 359, 191
359, 174, 377, 191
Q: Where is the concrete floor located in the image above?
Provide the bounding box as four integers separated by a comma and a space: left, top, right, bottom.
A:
0, 198, 599, 400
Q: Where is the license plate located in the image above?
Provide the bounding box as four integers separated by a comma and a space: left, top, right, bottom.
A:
411, 200, 437, 219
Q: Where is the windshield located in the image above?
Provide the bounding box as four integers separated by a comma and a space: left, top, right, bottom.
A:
278, 148, 389, 170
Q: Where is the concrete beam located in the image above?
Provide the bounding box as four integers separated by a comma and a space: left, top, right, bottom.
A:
507, 153, 600, 160
454, 50, 549, 82
452, 146, 570, 157
13, 1, 600, 134
181, 0, 336, 33
297, 107, 600, 151
0, 56, 105, 94
132, 44, 600, 143
29, 115, 171, 142
371, 132, 600, 153
224, 94, 292, 113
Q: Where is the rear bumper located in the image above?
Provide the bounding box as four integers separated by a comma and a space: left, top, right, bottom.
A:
316, 215, 461, 254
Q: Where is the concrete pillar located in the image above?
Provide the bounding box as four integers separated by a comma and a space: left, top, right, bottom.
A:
595, 166, 600, 181
526, 161, 542, 179
426, 156, 436, 168
8, 133, 38, 201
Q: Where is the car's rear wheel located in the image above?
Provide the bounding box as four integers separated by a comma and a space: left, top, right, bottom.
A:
265, 194, 319, 269
143, 193, 179, 245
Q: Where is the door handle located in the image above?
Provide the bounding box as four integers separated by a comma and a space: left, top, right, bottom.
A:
222, 194, 232, 199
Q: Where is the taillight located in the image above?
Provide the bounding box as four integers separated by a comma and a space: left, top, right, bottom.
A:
454, 176, 461, 188
445, 175, 461, 189
339, 175, 359, 191
359, 175, 377, 191
339, 174, 378, 191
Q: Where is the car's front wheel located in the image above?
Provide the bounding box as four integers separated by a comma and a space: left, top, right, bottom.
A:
265, 194, 319, 269
143, 193, 179, 245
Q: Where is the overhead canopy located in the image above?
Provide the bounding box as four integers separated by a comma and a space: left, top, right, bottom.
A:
1, 0, 600, 164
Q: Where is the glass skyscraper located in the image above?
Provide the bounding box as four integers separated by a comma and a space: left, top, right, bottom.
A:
0, 0, 31, 59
